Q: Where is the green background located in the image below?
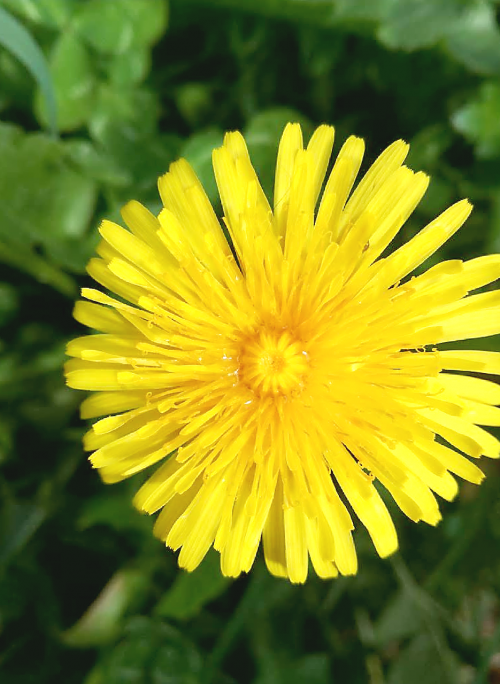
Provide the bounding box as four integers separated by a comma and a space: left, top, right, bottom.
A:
1, 0, 500, 682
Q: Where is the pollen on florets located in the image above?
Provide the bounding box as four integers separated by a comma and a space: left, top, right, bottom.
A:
65, 122, 500, 584
238, 329, 310, 397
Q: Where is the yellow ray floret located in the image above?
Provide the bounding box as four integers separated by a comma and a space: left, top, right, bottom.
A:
65, 123, 500, 583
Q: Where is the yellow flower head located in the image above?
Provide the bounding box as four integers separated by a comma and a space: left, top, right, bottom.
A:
66, 124, 500, 583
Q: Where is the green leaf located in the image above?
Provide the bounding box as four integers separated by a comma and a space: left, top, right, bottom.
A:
62, 569, 150, 648
108, 48, 151, 87
451, 82, 500, 159
174, 0, 338, 23
444, 0, 500, 75
175, 82, 214, 128
0, 0, 73, 28
256, 654, 331, 684
290, 655, 330, 684
377, 0, 466, 51
0, 46, 37, 104
78, 490, 152, 535
181, 128, 224, 204
155, 550, 230, 620
405, 126, 455, 218
0, 565, 29, 624
89, 85, 180, 193
0, 242, 76, 295
0, 122, 98, 290
65, 139, 132, 187
488, 193, 500, 253
333, 0, 387, 22
89, 84, 159, 142
374, 588, 424, 645
74, 0, 169, 55
0, 282, 19, 327
206, 565, 294, 678
0, 5, 57, 134
0, 500, 46, 568
90, 617, 204, 684
0, 416, 13, 463
387, 633, 460, 684
407, 125, 453, 172
35, 30, 95, 132
244, 107, 313, 200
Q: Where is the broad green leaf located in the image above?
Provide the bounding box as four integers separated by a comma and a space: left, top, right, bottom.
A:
74, 0, 169, 55
444, 0, 500, 75
416, 176, 455, 219
47, 232, 100, 275
405, 126, 455, 218
0, 48, 36, 103
256, 654, 331, 684
90, 617, 204, 684
65, 139, 131, 187
0, 0, 72, 28
89, 84, 160, 142
62, 570, 150, 648
40, 166, 98, 242
377, 0, 466, 50
0, 242, 76, 295
78, 491, 152, 535
155, 550, 230, 620
181, 128, 224, 204
387, 633, 460, 684
0, 122, 97, 290
35, 31, 95, 132
206, 565, 295, 679
104, 128, 180, 195
89, 85, 180, 193
289, 655, 330, 684
0, 5, 57, 134
108, 48, 151, 87
451, 82, 500, 159
407, 125, 453, 172
374, 588, 423, 645
333, 0, 387, 21
0, 339, 67, 402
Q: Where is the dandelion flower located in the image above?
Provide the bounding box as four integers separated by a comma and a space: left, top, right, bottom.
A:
65, 123, 500, 583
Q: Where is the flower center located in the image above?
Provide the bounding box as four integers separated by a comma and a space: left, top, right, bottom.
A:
239, 330, 309, 397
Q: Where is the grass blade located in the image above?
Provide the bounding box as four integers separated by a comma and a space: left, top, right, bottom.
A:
0, 6, 57, 135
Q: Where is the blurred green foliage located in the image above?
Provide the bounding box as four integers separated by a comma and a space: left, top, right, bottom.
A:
1, 0, 500, 682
